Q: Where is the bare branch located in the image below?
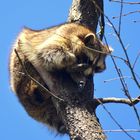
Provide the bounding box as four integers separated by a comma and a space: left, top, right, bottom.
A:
93, 96, 140, 106
104, 76, 132, 83
83, 129, 140, 133
133, 50, 140, 69
104, 21, 140, 125
91, 97, 135, 140
92, 2, 140, 126
118, 0, 123, 35
110, 0, 140, 5
113, 10, 140, 19
95, 2, 140, 89
92, 1, 140, 89
119, 69, 140, 125
111, 55, 128, 63
133, 20, 140, 23
104, 129, 140, 133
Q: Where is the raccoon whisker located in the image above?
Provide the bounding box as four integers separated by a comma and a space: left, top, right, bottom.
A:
84, 45, 110, 55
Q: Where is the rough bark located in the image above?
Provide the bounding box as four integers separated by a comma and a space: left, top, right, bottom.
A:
68, 0, 101, 32
43, 0, 106, 139
25, 0, 106, 139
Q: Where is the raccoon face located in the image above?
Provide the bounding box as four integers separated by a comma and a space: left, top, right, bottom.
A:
82, 33, 113, 74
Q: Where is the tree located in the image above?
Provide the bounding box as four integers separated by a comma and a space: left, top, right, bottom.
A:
10, 0, 140, 140
47, 0, 140, 139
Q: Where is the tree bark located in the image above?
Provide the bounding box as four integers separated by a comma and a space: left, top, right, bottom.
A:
68, 0, 101, 32
42, 0, 106, 139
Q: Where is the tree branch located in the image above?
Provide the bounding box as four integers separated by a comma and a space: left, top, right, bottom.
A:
92, 96, 140, 107
110, 0, 140, 5
103, 129, 140, 133
49, 0, 107, 139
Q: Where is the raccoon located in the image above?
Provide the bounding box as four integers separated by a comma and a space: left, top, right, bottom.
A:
9, 23, 112, 134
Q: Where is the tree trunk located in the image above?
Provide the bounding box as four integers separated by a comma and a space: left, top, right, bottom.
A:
43, 0, 106, 139
68, 0, 101, 32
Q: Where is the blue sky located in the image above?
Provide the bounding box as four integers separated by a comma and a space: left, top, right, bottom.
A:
0, 0, 140, 140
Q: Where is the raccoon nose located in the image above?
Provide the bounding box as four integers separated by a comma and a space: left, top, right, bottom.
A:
78, 81, 86, 91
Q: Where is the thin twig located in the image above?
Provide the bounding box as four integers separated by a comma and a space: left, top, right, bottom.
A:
104, 129, 140, 133
96, 98, 135, 140
90, 129, 140, 133
118, 0, 123, 35
110, 0, 140, 5
111, 55, 128, 63
105, 31, 140, 126
89, 128, 140, 133
113, 10, 140, 19
103, 33, 136, 140
94, 96, 140, 106
135, 72, 140, 80
133, 51, 140, 69
104, 76, 132, 83
92, 2, 140, 138
93, 0, 140, 89
133, 20, 140, 23
14, 49, 64, 102
119, 69, 140, 125
103, 31, 140, 125
118, 68, 140, 125
111, 13, 140, 89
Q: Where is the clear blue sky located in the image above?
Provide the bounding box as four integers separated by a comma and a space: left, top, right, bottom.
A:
0, 0, 140, 140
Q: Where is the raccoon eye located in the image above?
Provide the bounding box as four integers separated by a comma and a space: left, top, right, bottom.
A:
84, 33, 95, 47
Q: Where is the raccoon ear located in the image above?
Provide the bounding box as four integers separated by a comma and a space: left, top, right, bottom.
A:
84, 33, 95, 46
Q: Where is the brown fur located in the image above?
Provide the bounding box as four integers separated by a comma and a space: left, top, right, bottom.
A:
9, 23, 111, 134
